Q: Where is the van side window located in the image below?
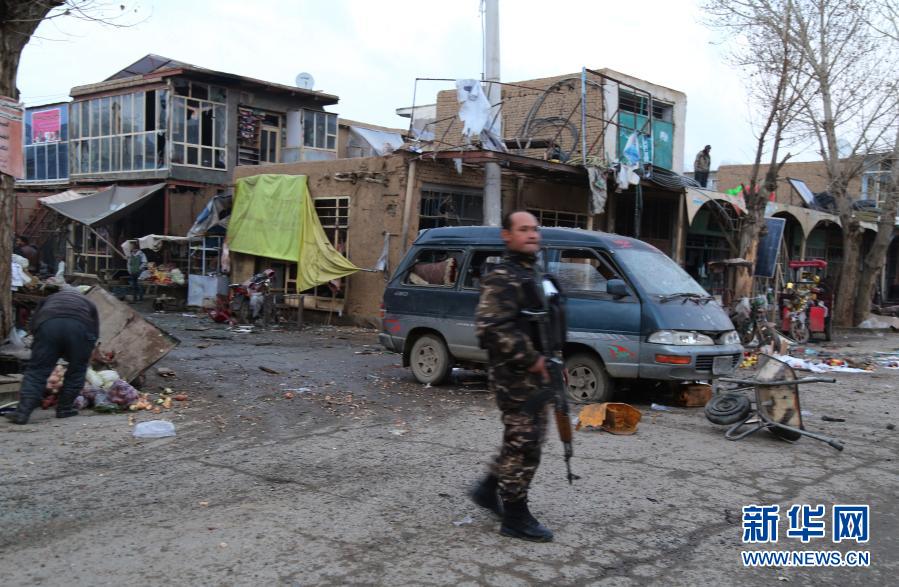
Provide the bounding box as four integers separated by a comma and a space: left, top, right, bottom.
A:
403, 249, 464, 287
549, 249, 623, 296
463, 250, 505, 289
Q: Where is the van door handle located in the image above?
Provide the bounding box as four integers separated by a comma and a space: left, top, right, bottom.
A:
394, 291, 409, 297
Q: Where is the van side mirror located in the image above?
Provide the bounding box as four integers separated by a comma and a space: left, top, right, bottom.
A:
607, 279, 629, 298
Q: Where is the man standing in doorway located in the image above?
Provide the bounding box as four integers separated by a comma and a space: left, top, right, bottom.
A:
126, 241, 148, 303
471, 210, 556, 542
694, 145, 712, 188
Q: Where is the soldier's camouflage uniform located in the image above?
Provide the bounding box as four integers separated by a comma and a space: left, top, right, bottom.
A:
475, 250, 549, 503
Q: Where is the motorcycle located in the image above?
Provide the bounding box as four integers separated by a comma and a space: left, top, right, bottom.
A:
228, 268, 276, 325
732, 295, 778, 347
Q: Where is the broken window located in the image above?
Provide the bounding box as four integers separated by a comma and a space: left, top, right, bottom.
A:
304, 197, 351, 301
403, 249, 464, 287
69, 88, 169, 174
419, 185, 484, 229
171, 80, 227, 170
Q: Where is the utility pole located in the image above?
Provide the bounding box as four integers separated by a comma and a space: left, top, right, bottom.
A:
483, 0, 502, 227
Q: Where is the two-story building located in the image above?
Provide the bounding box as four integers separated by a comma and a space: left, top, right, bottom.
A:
17, 54, 340, 277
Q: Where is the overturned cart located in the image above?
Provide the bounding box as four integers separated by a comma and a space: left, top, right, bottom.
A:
705, 354, 844, 451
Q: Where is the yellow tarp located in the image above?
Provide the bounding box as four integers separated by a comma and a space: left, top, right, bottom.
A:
227, 174, 359, 292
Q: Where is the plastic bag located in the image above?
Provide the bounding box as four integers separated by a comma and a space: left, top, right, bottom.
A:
86, 368, 104, 388
133, 420, 176, 438
106, 379, 139, 407
96, 370, 121, 389
92, 391, 119, 413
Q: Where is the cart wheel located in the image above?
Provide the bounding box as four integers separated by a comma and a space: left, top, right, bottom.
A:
705, 393, 752, 425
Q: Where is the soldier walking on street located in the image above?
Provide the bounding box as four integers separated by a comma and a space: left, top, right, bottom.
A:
470, 210, 557, 542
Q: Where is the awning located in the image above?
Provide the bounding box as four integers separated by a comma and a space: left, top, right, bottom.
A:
685, 187, 747, 224
39, 183, 165, 227
348, 126, 405, 156
38, 189, 97, 205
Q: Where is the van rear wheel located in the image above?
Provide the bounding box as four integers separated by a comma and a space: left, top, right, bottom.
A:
409, 334, 452, 385
564, 353, 613, 404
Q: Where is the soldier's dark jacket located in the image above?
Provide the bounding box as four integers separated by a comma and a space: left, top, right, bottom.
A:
475, 250, 550, 502
475, 251, 544, 375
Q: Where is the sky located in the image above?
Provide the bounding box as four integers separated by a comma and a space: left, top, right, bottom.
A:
17, 0, 797, 171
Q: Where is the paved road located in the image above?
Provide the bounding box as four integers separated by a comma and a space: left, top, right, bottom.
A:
1, 314, 896, 586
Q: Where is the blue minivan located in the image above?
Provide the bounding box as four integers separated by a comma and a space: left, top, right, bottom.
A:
379, 226, 743, 403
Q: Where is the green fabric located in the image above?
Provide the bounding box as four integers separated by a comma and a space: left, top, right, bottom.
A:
227, 174, 359, 292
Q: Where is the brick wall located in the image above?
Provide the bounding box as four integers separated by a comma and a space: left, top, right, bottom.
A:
433, 72, 606, 160
716, 160, 865, 207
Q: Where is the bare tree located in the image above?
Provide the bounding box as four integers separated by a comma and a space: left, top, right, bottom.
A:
1, 1, 139, 334
785, 0, 899, 326
855, 131, 899, 324
703, 0, 811, 301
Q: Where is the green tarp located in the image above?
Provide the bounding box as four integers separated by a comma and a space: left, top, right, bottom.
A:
227, 174, 359, 292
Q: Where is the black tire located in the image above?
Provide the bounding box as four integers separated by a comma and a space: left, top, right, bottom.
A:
409, 334, 452, 385
705, 393, 752, 425
824, 315, 833, 342
564, 352, 614, 404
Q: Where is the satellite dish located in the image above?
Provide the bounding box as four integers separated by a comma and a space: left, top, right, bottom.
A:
295, 72, 315, 90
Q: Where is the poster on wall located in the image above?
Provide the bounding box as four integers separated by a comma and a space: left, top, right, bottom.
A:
31, 108, 61, 143
0, 96, 24, 178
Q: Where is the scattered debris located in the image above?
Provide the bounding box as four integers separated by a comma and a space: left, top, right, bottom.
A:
133, 420, 176, 438
576, 403, 642, 435
283, 392, 295, 400
157, 367, 176, 378
259, 366, 280, 375
650, 403, 673, 412
452, 515, 474, 527
821, 415, 846, 422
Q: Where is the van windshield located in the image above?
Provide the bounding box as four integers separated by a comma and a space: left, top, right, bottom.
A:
612, 248, 708, 297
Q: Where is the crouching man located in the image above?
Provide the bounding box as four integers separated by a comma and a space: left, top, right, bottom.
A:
5, 288, 99, 424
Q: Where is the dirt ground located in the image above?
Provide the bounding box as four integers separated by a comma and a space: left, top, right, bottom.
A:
1, 310, 897, 586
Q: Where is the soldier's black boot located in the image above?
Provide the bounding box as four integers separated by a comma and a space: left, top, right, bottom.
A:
500, 499, 554, 542
469, 475, 503, 517
4, 397, 40, 425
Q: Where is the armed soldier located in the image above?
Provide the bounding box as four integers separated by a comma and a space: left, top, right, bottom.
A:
471, 210, 566, 542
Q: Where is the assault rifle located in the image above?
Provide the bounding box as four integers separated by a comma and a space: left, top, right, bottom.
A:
522, 276, 579, 484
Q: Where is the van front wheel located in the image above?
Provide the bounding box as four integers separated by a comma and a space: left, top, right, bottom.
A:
409, 334, 452, 385
564, 353, 613, 404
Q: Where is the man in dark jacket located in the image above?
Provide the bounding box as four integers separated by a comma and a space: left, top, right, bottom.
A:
472, 210, 555, 542
5, 288, 100, 425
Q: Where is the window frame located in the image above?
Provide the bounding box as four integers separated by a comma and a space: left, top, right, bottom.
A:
170, 81, 228, 171
402, 248, 465, 289
460, 249, 506, 290
23, 106, 69, 183
527, 208, 588, 229
302, 109, 337, 151
69, 89, 169, 176
419, 184, 484, 229
546, 247, 634, 300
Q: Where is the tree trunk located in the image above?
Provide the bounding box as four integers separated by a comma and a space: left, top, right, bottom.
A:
0, 1, 63, 333
833, 217, 864, 326
853, 143, 899, 325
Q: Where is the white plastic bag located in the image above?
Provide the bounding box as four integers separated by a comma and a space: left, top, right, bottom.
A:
85, 368, 104, 388
96, 369, 121, 389
133, 420, 176, 438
